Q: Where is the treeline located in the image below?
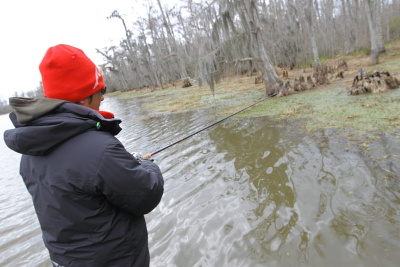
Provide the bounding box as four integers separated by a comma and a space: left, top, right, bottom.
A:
2, 0, 399, 115
0, 83, 43, 115
98, 0, 400, 95
0, 99, 12, 115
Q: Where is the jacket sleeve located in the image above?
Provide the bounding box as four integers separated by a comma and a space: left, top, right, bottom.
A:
95, 140, 164, 216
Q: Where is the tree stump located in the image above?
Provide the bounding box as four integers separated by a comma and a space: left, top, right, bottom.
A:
313, 63, 329, 85
255, 74, 263, 84
182, 78, 193, 88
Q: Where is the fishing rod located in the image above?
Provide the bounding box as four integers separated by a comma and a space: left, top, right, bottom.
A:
141, 93, 277, 159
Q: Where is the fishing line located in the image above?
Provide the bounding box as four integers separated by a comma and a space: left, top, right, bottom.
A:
144, 93, 277, 158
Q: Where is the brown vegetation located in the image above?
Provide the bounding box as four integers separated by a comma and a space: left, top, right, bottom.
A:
349, 69, 400, 95
182, 78, 193, 88
253, 42, 400, 99
272, 59, 349, 97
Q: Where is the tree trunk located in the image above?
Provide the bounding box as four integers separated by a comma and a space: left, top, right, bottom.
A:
157, 0, 189, 81
139, 23, 162, 89
371, 0, 386, 53
341, 0, 354, 55
305, 0, 320, 65
346, 0, 360, 49
365, 0, 379, 64
244, 0, 281, 96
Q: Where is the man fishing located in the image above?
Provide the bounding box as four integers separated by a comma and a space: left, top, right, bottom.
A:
3, 44, 164, 267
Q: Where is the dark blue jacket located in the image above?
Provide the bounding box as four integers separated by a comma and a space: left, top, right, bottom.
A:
3, 98, 164, 267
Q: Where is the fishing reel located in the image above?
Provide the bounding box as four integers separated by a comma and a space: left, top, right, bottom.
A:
132, 152, 142, 162
132, 152, 153, 163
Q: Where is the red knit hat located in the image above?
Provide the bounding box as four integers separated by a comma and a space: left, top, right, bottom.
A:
39, 44, 104, 102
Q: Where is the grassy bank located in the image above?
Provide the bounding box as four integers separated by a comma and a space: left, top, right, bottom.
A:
111, 41, 400, 136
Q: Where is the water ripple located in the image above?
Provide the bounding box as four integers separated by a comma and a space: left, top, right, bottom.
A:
1, 97, 400, 266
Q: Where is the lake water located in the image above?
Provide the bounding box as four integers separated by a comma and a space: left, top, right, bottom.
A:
1, 95, 400, 266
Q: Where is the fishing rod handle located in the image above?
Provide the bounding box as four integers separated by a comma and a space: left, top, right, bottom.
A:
142, 153, 154, 159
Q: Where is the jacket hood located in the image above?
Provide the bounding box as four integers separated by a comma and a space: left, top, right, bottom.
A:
8, 97, 69, 123
4, 97, 121, 156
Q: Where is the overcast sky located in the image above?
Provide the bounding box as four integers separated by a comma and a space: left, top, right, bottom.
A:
0, 0, 146, 100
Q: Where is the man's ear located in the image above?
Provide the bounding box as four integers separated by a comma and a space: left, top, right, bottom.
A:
78, 98, 87, 106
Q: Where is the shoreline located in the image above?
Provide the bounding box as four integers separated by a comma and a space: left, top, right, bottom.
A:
109, 40, 400, 138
